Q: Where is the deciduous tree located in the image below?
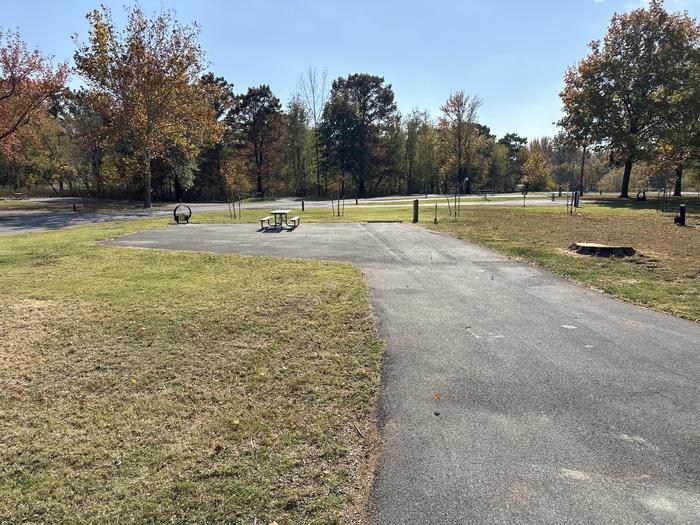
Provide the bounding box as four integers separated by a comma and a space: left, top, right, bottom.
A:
0, 29, 68, 158
284, 95, 311, 196
439, 91, 482, 194
74, 6, 222, 207
560, 0, 700, 198
298, 66, 329, 196
522, 150, 554, 191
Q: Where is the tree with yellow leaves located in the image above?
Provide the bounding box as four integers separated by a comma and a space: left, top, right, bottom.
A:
74, 6, 223, 207
220, 158, 251, 219
522, 150, 554, 191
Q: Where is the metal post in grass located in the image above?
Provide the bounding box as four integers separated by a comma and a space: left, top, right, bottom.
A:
302, 200, 305, 212
413, 199, 419, 223
434, 202, 438, 224
675, 204, 686, 226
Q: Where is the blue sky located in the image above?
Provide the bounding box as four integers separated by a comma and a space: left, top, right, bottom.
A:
3, 0, 699, 139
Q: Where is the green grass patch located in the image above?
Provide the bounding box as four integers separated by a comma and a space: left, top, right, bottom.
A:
0, 219, 382, 523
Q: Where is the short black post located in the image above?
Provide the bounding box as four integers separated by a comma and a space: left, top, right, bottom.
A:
675, 204, 686, 226
434, 202, 438, 224
355, 197, 358, 205
412, 199, 419, 223
301, 200, 305, 212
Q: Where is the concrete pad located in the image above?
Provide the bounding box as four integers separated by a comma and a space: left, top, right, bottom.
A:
107, 223, 700, 524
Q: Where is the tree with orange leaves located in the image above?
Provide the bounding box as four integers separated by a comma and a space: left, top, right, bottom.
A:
0, 29, 69, 158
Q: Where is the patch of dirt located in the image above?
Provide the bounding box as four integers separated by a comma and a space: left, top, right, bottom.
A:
0, 298, 99, 378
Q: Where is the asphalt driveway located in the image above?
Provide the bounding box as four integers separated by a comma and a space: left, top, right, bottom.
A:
108, 223, 700, 524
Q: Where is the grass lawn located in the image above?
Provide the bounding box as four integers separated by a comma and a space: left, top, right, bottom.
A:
0, 219, 382, 524
0, 198, 67, 211
357, 194, 547, 205
197, 197, 700, 322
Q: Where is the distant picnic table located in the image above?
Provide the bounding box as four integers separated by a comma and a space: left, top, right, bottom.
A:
259, 209, 300, 230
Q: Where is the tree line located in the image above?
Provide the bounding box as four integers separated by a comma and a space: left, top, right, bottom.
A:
1, 1, 698, 207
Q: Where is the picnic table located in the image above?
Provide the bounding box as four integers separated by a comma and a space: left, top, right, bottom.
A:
271, 209, 292, 228
259, 209, 301, 230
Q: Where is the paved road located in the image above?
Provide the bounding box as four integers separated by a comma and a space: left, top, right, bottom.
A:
111, 224, 700, 522
0, 209, 162, 236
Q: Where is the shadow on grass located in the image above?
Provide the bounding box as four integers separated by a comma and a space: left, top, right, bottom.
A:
586, 194, 700, 216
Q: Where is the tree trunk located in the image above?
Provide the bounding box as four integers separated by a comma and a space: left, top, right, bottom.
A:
174, 176, 183, 202
143, 150, 152, 208
92, 149, 103, 197
357, 178, 366, 198
619, 157, 633, 199
673, 165, 683, 197
315, 135, 321, 197
579, 145, 586, 192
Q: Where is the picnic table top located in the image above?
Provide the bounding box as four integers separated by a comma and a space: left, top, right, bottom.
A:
271, 209, 292, 214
